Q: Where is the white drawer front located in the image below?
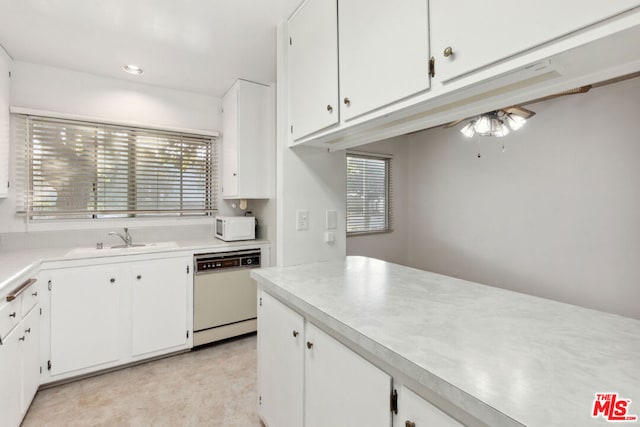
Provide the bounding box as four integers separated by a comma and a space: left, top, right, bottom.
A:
20, 282, 39, 316
0, 299, 20, 340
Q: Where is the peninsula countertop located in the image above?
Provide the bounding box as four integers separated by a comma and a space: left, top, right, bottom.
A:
251, 256, 640, 427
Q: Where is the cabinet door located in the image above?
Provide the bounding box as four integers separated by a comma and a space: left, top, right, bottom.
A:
0, 47, 10, 198
21, 307, 41, 414
130, 257, 189, 357
50, 265, 121, 376
222, 82, 240, 197
338, 0, 430, 121
222, 80, 273, 199
395, 386, 462, 427
431, 0, 640, 82
305, 322, 392, 427
289, 0, 339, 140
0, 327, 22, 427
257, 291, 304, 427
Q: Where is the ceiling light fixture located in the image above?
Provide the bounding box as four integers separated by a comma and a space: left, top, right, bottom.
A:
459, 109, 528, 138
123, 64, 144, 75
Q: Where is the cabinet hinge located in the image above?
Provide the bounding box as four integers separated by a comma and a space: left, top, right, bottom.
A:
259, 395, 262, 405
48, 280, 52, 291
40, 366, 42, 374
289, 37, 292, 45
8, 71, 11, 78
259, 297, 262, 307
290, 125, 293, 134
390, 389, 398, 414
187, 265, 190, 274
187, 330, 190, 338
6, 181, 8, 189
47, 360, 52, 371
40, 307, 42, 315
429, 56, 435, 78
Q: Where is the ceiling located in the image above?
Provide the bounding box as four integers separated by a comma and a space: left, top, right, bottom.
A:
0, 0, 300, 97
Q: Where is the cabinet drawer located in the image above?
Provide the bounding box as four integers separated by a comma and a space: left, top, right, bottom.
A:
0, 299, 20, 341
20, 282, 39, 316
397, 386, 462, 427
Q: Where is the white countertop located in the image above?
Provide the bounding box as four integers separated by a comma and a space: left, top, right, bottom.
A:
251, 256, 640, 427
0, 239, 269, 296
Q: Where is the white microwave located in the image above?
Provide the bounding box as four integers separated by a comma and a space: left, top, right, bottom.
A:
215, 216, 255, 241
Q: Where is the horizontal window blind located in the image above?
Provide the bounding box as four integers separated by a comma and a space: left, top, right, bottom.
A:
14, 115, 217, 219
346, 153, 391, 234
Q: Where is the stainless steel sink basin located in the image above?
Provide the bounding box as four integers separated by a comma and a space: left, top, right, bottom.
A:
110, 244, 146, 249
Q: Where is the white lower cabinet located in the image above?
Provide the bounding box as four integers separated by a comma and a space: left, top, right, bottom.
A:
0, 326, 21, 427
45, 255, 192, 382
21, 307, 41, 413
257, 290, 392, 427
0, 278, 41, 427
304, 322, 392, 427
50, 265, 121, 376
257, 291, 304, 427
395, 386, 462, 427
131, 258, 189, 357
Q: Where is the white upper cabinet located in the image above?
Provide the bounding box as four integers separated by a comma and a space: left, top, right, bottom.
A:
0, 47, 10, 198
289, 0, 339, 140
431, 0, 640, 82
222, 79, 274, 199
338, 0, 430, 121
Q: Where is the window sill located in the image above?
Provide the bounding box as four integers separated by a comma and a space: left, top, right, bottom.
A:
347, 229, 393, 237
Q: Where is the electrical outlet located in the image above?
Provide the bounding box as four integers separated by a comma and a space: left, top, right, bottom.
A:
296, 210, 309, 231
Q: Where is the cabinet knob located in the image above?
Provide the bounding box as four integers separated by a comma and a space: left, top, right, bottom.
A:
405, 421, 416, 427
110, 278, 116, 283
25, 328, 31, 334
9, 312, 16, 318
292, 330, 299, 337
137, 275, 142, 280
233, 172, 237, 176
444, 46, 454, 57
343, 97, 351, 106
306, 341, 313, 349
32, 291, 38, 297
19, 336, 25, 341
326, 104, 333, 113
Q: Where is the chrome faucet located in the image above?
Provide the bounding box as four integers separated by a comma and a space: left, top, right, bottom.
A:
109, 227, 132, 246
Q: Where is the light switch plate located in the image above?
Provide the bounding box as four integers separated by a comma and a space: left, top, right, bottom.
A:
324, 231, 335, 243
296, 210, 309, 231
326, 210, 337, 230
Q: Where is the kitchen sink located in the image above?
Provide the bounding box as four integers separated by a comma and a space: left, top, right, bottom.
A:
66, 241, 179, 257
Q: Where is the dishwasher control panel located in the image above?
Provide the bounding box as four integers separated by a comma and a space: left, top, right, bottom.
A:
195, 250, 261, 273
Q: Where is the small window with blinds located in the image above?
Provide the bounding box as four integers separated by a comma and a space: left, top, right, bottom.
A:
14, 115, 217, 219
346, 152, 391, 234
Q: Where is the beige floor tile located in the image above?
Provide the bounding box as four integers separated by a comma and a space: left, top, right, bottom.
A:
22, 334, 262, 427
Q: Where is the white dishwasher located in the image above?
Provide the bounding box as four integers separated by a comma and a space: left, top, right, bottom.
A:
193, 250, 261, 347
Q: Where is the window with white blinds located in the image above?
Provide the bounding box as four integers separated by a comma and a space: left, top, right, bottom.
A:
346, 152, 391, 234
14, 115, 217, 219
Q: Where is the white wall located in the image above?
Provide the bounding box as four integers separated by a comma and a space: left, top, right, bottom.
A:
406, 77, 640, 319
0, 62, 274, 247
346, 136, 409, 265
11, 61, 221, 132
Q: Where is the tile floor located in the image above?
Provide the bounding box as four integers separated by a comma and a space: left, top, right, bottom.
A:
22, 334, 262, 427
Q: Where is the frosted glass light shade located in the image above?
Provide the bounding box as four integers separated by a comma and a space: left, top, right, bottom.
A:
474, 116, 491, 134
460, 121, 476, 137
506, 114, 527, 131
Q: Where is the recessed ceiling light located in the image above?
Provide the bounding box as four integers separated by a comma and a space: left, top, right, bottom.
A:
123, 64, 144, 75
